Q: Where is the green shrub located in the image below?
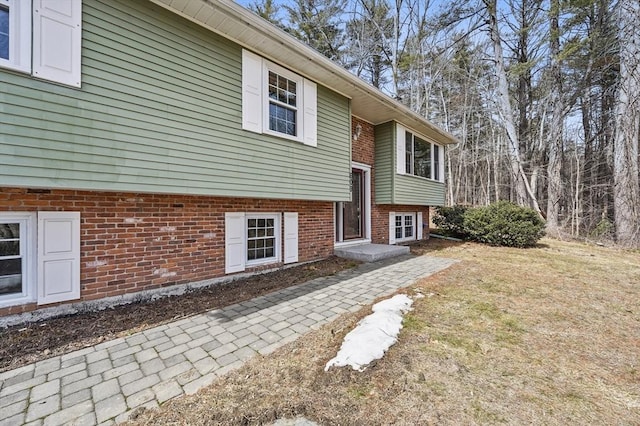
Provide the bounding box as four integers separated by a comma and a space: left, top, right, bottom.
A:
463, 201, 545, 248
433, 205, 469, 237
590, 217, 614, 238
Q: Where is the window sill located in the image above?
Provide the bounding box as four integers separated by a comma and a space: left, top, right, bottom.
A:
0, 295, 35, 309
246, 257, 279, 268
394, 237, 416, 244
0, 61, 31, 74
263, 128, 304, 144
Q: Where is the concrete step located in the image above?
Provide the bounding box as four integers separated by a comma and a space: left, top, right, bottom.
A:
334, 243, 410, 262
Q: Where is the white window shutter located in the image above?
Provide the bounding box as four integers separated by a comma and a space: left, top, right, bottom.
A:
225, 212, 246, 273
242, 49, 263, 133
302, 79, 317, 147
417, 212, 423, 240
37, 212, 80, 305
284, 212, 298, 264
389, 211, 396, 245
396, 124, 405, 174
32, 0, 82, 87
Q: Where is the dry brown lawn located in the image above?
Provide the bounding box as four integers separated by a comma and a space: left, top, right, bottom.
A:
130, 238, 640, 425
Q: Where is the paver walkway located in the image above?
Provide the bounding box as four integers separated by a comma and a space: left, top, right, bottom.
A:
0, 254, 456, 425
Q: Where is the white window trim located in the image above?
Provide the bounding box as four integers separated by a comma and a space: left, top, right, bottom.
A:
0, 212, 36, 308
396, 123, 445, 183
263, 61, 304, 143
394, 212, 417, 243
242, 49, 317, 147
245, 213, 281, 267
334, 162, 372, 246
0, 0, 32, 73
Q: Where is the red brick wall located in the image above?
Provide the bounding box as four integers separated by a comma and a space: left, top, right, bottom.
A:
372, 204, 430, 244
0, 188, 333, 316
351, 116, 375, 165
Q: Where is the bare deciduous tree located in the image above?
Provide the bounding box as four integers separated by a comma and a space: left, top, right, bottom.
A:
612, 0, 640, 247
483, 0, 542, 214
245, 0, 636, 246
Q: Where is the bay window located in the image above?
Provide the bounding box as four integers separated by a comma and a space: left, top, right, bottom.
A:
397, 125, 444, 182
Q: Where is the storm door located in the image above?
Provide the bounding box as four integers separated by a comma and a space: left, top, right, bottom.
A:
343, 169, 364, 240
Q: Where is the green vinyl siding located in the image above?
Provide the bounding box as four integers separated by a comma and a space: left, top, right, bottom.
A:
374, 121, 394, 204
374, 121, 446, 206
394, 175, 445, 206
0, 0, 351, 202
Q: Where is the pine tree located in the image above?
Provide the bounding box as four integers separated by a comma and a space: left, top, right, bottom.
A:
344, 0, 393, 88
283, 0, 347, 62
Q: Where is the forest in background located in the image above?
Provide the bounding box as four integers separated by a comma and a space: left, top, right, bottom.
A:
245, 0, 639, 247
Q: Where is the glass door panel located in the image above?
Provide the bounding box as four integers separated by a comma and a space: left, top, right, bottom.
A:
343, 169, 363, 240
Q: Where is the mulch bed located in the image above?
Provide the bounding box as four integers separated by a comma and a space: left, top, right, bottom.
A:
0, 256, 358, 373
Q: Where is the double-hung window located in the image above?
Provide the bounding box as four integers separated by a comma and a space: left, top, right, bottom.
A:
268, 69, 299, 137
242, 49, 317, 146
0, 214, 34, 307
0, 212, 80, 309
394, 213, 415, 243
0, 0, 31, 73
246, 215, 278, 264
225, 212, 299, 274
388, 211, 423, 244
0, 0, 82, 87
397, 125, 444, 182
0, 1, 10, 61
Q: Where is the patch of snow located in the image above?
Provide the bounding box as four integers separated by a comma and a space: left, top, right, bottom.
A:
324, 294, 413, 372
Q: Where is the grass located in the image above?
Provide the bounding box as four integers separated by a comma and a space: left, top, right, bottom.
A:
129, 238, 640, 425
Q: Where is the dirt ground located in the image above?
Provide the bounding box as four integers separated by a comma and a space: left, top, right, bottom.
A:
124, 238, 640, 425
0, 256, 358, 373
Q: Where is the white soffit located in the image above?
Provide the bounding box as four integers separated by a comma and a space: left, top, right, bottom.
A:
148, 0, 458, 145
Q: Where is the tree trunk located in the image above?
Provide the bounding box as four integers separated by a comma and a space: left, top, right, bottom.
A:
546, 0, 564, 235
613, 0, 640, 247
483, 0, 542, 215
